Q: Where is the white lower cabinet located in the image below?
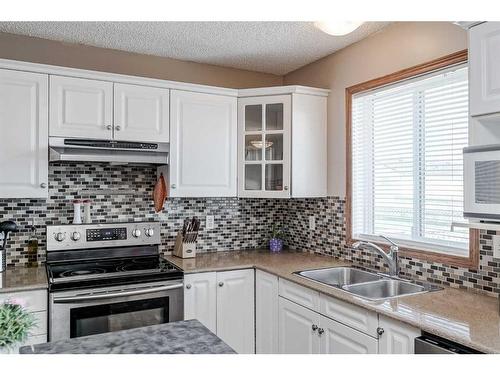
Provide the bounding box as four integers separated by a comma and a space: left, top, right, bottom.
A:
378, 315, 421, 354
319, 315, 378, 354
183, 272, 217, 333
0, 289, 48, 352
279, 297, 319, 354
278, 296, 377, 354
183, 269, 254, 354
256, 270, 279, 354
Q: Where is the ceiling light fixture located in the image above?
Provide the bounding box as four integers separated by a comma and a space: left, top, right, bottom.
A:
314, 21, 364, 36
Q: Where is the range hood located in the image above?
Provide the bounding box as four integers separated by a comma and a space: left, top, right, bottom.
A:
49, 137, 169, 165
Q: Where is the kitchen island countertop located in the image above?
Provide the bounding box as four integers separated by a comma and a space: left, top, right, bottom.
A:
19, 319, 235, 354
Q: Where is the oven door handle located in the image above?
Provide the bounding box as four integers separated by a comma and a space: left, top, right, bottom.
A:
52, 283, 183, 303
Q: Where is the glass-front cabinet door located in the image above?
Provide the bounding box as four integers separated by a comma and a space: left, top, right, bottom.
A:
238, 95, 291, 197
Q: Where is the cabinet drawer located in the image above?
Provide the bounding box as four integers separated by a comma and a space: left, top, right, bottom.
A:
0, 289, 47, 313
279, 279, 320, 311
320, 293, 378, 337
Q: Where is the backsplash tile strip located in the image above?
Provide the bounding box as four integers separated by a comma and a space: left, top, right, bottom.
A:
0, 163, 282, 267
1, 163, 499, 297
283, 197, 500, 298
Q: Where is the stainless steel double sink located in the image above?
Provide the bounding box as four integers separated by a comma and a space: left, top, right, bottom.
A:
294, 267, 439, 301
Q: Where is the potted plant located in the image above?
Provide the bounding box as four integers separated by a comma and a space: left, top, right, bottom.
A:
0, 301, 35, 354
269, 224, 285, 252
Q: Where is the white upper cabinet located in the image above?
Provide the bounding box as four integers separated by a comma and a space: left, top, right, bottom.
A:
0, 69, 48, 198
238, 95, 291, 198
170, 90, 237, 197
470, 22, 500, 116
50, 75, 113, 139
114, 83, 169, 142
238, 89, 327, 198
378, 315, 421, 354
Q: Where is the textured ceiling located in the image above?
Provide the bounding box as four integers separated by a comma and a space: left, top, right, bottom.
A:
0, 22, 390, 75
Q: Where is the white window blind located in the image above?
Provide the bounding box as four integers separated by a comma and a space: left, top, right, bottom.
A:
351, 64, 469, 256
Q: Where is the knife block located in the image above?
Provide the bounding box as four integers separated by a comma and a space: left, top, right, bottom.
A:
173, 232, 196, 259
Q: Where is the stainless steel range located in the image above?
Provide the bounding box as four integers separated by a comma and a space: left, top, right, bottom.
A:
46, 222, 183, 342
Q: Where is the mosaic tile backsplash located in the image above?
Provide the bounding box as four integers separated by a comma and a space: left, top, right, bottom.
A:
1, 163, 499, 297
284, 197, 500, 298
0, 163, 283, 267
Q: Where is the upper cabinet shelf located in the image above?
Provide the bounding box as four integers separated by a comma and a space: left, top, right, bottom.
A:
469, 22, 500, 117
49, 76, 170, 143
238, 88, 328, 198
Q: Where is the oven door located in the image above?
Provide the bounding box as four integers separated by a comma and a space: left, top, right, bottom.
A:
49, 279, 183, 342
464, 146, 500, 220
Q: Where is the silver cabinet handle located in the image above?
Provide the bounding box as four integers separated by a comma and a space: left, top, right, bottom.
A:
377, 327, 384, 336
284, 186, 289, 191
312, 324, 318, 331
318, 328, 324, 335
218, 282, 224, 287
106, 125, 112, 130
40, 183, 47, 188
186, 284, 192, 289
171, 184, 177, 189
53, 283, 183, 303
115, 125, 121, 131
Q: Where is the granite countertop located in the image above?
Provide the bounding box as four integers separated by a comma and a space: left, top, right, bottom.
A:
166, 250, 500, 354
0, 266, 48, 293
20, 319, 235, 354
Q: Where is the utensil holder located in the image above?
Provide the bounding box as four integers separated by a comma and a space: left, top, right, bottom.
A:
173, 231, 197, 259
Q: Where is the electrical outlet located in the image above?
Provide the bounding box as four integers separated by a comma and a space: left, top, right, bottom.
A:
309, 216, 316, 231
206, 215, 215, 230
493, 235, 500, 259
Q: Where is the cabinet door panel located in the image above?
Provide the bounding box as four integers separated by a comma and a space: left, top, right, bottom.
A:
378, 315, 420, 354
183, 272, 217, 333
114, 83, 169, 142
278, 297, 320, 354
256, 270, 279, 354
0, 69, 48, 198
49, 75, 112, 139
216, 269, 255, 354
319, 315, 378, 354
170, 90, 237, 197
238, 95, 291, 198
470, 22, 500, 116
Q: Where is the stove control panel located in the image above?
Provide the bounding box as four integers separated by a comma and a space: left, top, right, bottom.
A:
46, 222, 161, 251
87, 227, 127, 242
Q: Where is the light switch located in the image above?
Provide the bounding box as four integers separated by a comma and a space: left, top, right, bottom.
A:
206, 215, 215, 230
493, 235, 500, 259
309, 216, 316, 231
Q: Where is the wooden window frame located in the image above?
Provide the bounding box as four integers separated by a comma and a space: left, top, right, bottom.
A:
345, 49, 479, 270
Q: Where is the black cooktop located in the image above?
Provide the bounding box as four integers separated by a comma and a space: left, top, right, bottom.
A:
47, 255, 183, 291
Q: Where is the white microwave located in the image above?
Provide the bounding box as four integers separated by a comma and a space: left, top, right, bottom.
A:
464, 145, 500, 221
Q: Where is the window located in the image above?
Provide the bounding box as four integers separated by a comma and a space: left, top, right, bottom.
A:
350, 63, 470, 257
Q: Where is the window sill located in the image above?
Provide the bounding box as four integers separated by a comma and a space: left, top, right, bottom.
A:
346, 229, 479, 271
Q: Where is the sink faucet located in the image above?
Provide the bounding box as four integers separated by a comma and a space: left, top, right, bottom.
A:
352, 235, 399, 277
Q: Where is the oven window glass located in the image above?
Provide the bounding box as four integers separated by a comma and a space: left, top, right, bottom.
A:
70, 297, 169, 338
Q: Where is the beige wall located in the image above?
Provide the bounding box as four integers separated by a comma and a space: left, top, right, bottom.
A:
0, 32, 282, 88
284, 22, 467, 197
